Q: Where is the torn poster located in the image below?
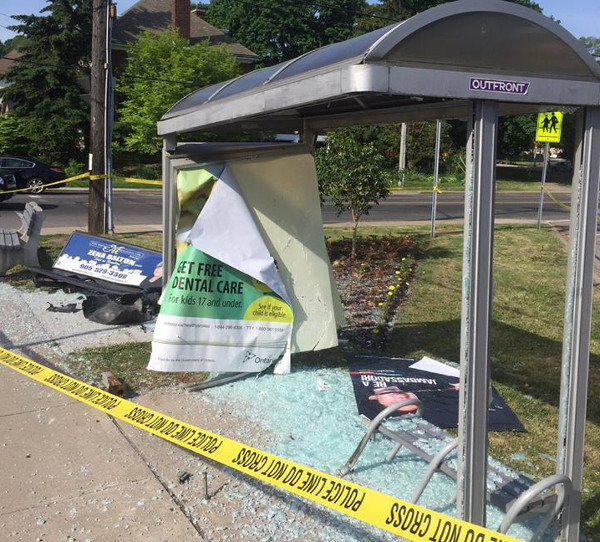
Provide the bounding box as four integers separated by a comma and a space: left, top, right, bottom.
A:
349, 355, 524, 431
149, 166, 293, 373
172, 154, 342, 357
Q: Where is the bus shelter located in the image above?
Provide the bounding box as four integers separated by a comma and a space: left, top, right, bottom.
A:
156, 1, 600, 539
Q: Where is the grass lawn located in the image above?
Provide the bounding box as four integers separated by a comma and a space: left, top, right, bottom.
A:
24, 224, 600, 539
399, 164, 572, 192
388, 224, 600, 539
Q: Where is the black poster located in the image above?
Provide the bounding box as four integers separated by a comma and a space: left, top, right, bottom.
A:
349, 356, 524, 432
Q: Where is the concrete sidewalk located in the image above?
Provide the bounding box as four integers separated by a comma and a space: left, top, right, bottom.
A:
0, 282, 370, 542
0, 365, 204, 541
0, 283, 205, 541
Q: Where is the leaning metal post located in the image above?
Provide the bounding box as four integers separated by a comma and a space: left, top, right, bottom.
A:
536, 141, 550, 229
162, 135, 177, 283
457, 100, 497, 526
557, 106, 600, 542
431, 119, 442, 238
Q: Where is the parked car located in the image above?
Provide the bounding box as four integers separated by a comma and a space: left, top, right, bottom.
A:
548, 160, 573, 173
0, 156, 67, 194
0, 172, 17, 201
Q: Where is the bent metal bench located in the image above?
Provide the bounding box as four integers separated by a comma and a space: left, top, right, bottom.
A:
339, 398, 571, 540
0, 201, 45, 275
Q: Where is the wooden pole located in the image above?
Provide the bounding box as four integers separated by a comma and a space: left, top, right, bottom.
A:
89, 0, 108, 234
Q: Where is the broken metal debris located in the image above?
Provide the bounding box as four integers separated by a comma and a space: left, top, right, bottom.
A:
203, 471, 209, 500
178, 471, 192, 484
46, 302, 79, 313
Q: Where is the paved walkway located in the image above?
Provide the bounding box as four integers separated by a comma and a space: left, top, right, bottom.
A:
0, 283, 205, 541
0, 282, 378, 542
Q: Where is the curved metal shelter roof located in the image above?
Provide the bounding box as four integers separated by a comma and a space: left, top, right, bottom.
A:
158, 0, 600, 136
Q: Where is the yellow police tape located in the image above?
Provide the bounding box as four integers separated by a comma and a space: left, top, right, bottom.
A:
2, 171, 162, 194
0, 346, 522, 542
541, 185, 570, 212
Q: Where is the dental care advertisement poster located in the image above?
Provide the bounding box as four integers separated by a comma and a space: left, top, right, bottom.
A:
149, 165, 293, 374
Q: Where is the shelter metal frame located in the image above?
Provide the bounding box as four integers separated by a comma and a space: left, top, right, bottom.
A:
157, 2, 600, 539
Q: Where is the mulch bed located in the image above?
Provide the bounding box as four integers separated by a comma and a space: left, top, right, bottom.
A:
326, 235, 418, 349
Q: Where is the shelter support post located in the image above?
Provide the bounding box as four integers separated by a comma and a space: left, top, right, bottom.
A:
300, 120, 318, 153
457, 100, 497, 526
399, 122, 407, 188
162, 135, 177, 283
557, 106, 600, 542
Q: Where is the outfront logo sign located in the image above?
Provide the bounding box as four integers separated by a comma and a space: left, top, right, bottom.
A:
469, 77, 530, 95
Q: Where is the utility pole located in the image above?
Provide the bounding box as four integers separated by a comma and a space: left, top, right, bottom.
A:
89, 0, 108, 234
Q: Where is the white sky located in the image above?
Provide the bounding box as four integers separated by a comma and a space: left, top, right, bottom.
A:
0, 0, 598, 43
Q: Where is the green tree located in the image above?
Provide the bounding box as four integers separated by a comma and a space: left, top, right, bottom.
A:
359, 0, 542, 32
316, 127, 392, 255
497, 114, 537, 161
0, 115, 30, 155
370, 0, 541, 19
117, 30, 239, 155
2, 35, 27, 53
1, 0, 92, 162
580, 37, 600, 56
206, 0, 367, 66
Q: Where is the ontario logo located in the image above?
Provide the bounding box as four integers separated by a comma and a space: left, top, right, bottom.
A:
242, 351, 276, 365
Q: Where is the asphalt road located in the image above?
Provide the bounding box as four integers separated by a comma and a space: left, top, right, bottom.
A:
0, 187, 572, 233
0, 189, 164, 233
322, 189, 572, 226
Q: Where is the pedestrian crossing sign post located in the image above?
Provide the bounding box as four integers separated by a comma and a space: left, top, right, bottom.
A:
536, 111, 563, 143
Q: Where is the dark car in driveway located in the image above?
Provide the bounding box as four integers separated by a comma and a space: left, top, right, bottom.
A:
0, 156, 67, 194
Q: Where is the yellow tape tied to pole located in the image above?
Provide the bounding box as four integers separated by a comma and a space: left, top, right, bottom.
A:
541, 185, 570, 212
0, 346, 523, 542
1, 171, 162, 195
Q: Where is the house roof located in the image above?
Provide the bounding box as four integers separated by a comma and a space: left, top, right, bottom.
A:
112, 0, 258, 62
0, 50, 24, 78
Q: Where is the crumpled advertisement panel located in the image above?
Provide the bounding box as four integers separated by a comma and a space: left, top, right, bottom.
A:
149, 152, 341, 374
149, 165, 293, 373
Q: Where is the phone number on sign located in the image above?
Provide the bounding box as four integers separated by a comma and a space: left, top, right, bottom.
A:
79, 264, 128, 281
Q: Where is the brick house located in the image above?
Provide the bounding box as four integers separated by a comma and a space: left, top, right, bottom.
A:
112, 0, 258, 72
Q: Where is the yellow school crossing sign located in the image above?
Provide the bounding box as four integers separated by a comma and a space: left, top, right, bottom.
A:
536, 111, 563, 143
